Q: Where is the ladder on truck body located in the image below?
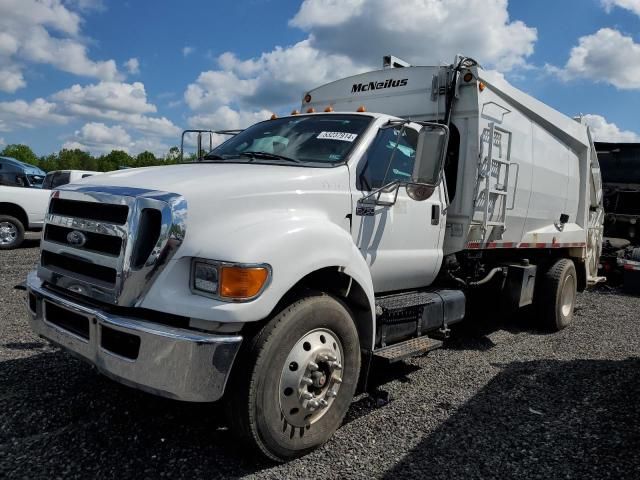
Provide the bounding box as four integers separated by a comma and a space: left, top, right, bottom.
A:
475, 122, 515, 241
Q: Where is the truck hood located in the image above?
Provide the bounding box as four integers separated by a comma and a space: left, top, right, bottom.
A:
78, 162, 353, 259
83, 162, 350, 201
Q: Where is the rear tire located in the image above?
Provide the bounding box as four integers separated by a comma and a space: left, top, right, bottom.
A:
0, 215, 25, 250
227, 293, 361, 462
537, 258, 577, 331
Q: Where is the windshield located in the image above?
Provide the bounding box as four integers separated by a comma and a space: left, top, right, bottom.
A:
205, 114, 372, 165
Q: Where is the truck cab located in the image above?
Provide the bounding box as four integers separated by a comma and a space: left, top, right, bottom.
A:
25, 56, 603, 461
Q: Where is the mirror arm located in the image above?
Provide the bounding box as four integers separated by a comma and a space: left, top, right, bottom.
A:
359, 180, 401, 206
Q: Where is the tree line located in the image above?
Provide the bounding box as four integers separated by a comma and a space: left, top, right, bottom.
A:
0, 144, 190, 173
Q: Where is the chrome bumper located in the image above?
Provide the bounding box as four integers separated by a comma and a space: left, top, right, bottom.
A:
25, 271, 242, 402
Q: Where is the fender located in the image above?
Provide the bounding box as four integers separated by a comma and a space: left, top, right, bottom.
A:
141, 213, 377, 348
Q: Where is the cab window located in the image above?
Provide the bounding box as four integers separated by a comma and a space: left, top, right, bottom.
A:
358, 126, 418, 190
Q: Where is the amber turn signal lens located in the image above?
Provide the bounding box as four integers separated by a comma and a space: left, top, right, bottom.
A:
306, 107, 316, 113
478, 81, 486, 92
357, 105, 366, 112
324, 105, 334, 112
220, 266, 269, 299
463, 72, 473, 82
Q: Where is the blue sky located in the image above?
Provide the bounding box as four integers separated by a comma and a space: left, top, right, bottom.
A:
0, 0, 638, 157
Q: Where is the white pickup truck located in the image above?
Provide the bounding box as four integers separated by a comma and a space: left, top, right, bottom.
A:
25, 56, 603, 461
0, 186, 51, 249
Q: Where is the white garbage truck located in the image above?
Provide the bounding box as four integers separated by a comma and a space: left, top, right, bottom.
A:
25, 56, 604, 461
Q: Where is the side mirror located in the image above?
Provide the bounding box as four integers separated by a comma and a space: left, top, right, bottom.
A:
409, 124, 449, 200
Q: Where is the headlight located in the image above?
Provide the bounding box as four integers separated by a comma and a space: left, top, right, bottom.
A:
190, 258, 271, 301
192, 260, 219, 295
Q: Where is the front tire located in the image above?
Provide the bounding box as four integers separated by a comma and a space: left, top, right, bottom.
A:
227, 293, 361, 462
537, 258, 577, 331
0, 215, 25, 250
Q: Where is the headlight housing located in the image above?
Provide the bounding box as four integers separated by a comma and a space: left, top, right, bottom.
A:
190, 258, 271, 301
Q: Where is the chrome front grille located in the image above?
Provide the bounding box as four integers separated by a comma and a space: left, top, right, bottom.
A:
37, 185, 187, 306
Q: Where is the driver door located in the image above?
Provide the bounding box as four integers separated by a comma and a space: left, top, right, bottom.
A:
351, 124, 446, 292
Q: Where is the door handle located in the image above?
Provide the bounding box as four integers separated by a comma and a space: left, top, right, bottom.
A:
431, 205, 440, 225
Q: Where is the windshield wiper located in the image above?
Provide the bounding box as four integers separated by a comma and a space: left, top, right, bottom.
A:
239, 151, 301, 163
202, 153, 226, 160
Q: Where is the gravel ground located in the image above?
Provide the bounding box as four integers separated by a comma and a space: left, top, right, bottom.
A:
1, 242, 639, 479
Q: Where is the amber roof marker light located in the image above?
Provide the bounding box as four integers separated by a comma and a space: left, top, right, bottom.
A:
357, 105, 366, 112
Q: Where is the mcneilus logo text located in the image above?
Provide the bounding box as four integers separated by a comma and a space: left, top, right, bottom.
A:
351, 78, 408, 93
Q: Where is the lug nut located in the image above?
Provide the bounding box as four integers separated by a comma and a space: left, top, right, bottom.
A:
308, 361, 319, 371
302, 392, 313, 400
326, 389, 337, 398
308, 399, 320, 410
329, 361, 342, 370
319, 399, 328, 408
301, 377, 313, 386
333, 377, 343, 384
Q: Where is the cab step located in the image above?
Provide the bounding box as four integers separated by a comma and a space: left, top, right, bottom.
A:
373, 336, 442, 363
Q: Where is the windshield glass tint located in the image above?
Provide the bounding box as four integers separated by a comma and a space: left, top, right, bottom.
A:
208, 114, 372, 164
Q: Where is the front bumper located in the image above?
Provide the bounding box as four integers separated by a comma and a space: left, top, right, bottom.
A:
25, 271, 242, 402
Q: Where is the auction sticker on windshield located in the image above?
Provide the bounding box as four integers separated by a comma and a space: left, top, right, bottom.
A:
317, 131, 358, 142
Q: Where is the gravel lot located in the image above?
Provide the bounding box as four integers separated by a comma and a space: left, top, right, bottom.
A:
1, 242, 639, 479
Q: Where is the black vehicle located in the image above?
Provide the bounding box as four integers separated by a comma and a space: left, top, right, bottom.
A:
0, 156, 45, 188
595, 142, 640, 290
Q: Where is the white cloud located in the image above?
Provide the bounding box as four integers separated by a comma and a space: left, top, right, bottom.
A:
188, 105, 272, 130
51, 81, 180, 137
0, 0, 121, 92
602, 0, 640, 15
124, 57, 140, 75
0, 98, 68, 130
0, 137, 5, 146
290, 0, 537, 71
184, 0, 537, 122
548, 28, 640, 90
583, 114, 640, 142
185, 39, 366, 111
183, 46, 195, 57
0, 68, 26, 93
64, 122, 171, 156
53, 81, 157, 115
0, 80, 180, 140
64, 122, 131, 152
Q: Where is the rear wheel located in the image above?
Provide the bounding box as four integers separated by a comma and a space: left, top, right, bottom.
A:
227, 293, 361, 462
0, 215, 25, 250
537, 258, 577, 331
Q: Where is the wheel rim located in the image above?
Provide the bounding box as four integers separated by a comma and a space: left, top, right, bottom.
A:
279, 328, 344, 427
0, 221, 17, 245
560, 274, 576, 318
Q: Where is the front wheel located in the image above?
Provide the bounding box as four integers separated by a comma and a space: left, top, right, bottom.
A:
227, 293, 361, 462
0, 215, 25, 250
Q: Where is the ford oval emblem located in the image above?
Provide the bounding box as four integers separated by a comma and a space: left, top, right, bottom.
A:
66, 230, 87, 247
